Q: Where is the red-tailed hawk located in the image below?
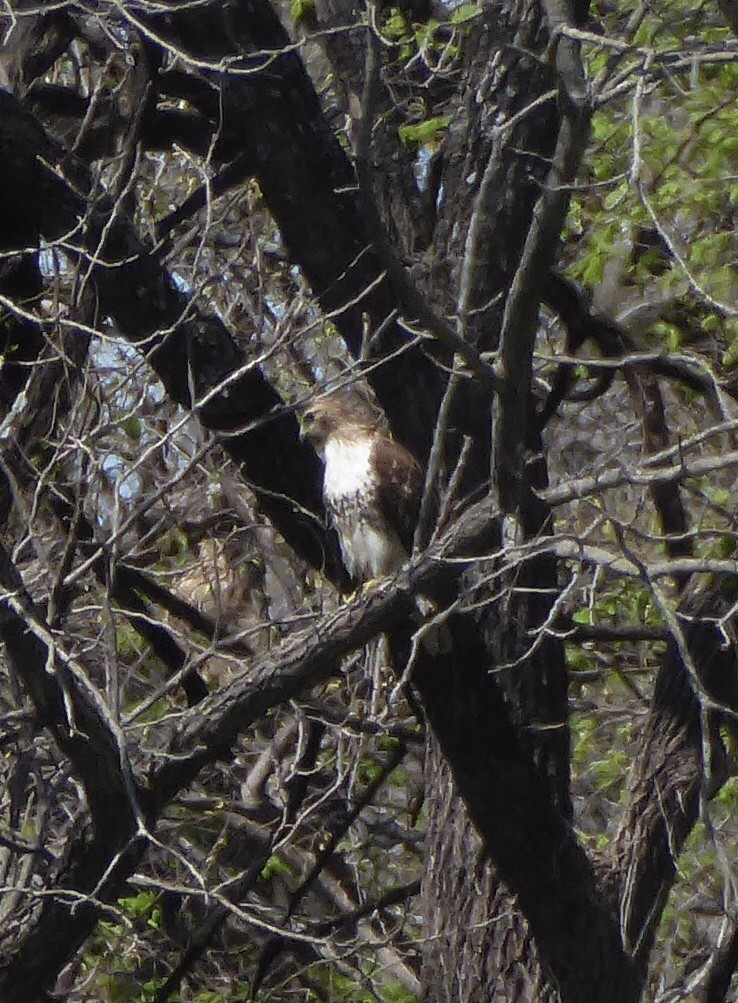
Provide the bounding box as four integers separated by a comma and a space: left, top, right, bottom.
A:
300, 397, 423, 584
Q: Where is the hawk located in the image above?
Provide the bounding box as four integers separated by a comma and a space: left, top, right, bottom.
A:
300, 397, 423, 584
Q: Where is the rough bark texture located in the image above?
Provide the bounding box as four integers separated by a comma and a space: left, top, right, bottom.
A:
412, 3, 576, 998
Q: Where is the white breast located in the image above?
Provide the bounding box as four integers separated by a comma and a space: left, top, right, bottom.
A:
323, 438, 374, 498
322, 437, 406, 581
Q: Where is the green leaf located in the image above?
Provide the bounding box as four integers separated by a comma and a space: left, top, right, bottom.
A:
572, 608, 593, 625
723, 338, 738, 369
384, 10, 410, 38
450, 3, 481, 23
290, 0, 314, 23
118, 890, 161, 922
398, 116, 451, 148
261, 853, 295, 881
121, 417, 142, 441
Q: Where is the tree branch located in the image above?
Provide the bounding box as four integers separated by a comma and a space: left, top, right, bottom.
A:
0, 541, 149, 1003
138, 0, 446, 458
147, 493, 635, 999
492, 0, 591, 514
0, 88, 345, 584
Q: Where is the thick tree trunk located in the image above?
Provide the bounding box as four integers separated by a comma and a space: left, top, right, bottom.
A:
412, 4, 579, 998
423, 744, 553, 1003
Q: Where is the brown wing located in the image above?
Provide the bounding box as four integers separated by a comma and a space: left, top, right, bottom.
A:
370, 433, 423, 554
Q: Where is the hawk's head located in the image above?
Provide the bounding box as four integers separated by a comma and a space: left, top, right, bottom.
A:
300, 397, 374, 456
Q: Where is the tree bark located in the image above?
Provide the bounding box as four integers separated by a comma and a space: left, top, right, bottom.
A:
411, 3, 579, 998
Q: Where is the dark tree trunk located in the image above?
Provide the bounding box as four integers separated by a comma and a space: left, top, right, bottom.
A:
409, 4, 580, 999
423, 744, 553, 1003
